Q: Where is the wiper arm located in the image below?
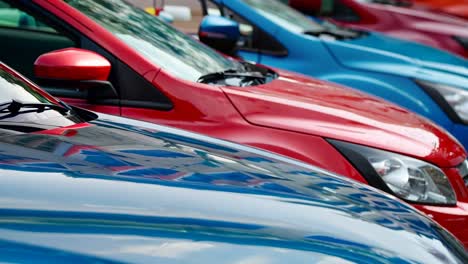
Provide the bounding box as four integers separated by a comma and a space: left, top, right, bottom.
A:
372, 0, 412, 7
304, 26, 363, 40
0, 100, 70, 120
197, 68, 266, 84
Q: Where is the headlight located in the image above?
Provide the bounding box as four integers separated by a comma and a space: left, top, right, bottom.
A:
453, 36, 468, 50
329, 140, 457, 205
459, 159, 468, 187
416, 80, 468, 124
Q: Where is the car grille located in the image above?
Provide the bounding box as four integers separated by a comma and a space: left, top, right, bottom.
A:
459, 160, 468, 187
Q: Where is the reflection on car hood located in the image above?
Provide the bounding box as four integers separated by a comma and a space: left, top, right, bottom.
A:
324, 32, 468, 78
0, 114, 466, 263
380, 4, 468, 29
221, 70, 466, 167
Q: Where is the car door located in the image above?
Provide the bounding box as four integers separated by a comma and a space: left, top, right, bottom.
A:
205, 0, 287, 64
0, 1, 76, 80
160, 0, 270, 63
0, 0, 174, 116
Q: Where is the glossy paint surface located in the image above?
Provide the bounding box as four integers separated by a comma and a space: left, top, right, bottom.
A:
31, 0, 467, 163
1, 62, 62, 105
324, 32, 468, 78
294, 0, 468, 58
0, 113, 467, 263
410, 0, 468, 20
213, 0, 468, 151
22, 0, 468, 245
199, 15, 240, 41
34, 47, 112, 81
31, 0, 464, 174
222, 68, 466, 167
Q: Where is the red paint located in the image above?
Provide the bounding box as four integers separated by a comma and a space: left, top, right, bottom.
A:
37, 123, 92, 137
154, 7, 163, 16
59, 98, 121, 116
27, 0, 468, 246
63, 145, 99, 157
411, 0, 468, 20
417, 203, 468, 248
34, 48, 111, 81
289, 0, 468, 58
415, 168, 467, 246
222, 69, 466, 167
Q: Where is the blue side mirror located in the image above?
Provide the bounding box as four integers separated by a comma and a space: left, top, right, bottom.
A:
198, 15, 240, 56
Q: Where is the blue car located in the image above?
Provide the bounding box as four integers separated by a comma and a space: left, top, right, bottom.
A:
188, 0, 468, 149
0, 63, 467, 263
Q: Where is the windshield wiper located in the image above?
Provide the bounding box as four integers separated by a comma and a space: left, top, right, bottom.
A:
0, 100, 70, 120
371, 0, 412, 7
304, 22, 364, 40
197, 68, 266, 84
305, 29, 361, 39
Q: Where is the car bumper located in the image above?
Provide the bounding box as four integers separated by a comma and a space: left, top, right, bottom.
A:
415, 202, 468, 249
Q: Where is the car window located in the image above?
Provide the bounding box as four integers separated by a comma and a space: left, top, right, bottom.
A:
240, 0, 325, 34
221, 6, 287, 56
152, 0, 286, 56
64, 0, 242, 82
0, 0, 76, 80
170, 0, 257, 52
0, 1, 56, 33
0, 69, 51, 104
0, 65, 83, 131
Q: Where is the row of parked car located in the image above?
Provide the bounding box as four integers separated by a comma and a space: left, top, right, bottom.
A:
0, 0, 467, 262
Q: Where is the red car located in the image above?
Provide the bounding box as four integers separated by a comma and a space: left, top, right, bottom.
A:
1, 0, 467, 246
288, 0, 468, 58
413, 0, 468, 20
378, 0, 468, 20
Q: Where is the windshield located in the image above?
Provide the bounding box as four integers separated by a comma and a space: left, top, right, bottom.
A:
241, 0, 325, 34
64, 0, 241, 82
0, 65, 82, 132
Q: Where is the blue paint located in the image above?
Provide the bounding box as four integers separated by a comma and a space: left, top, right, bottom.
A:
211, 0, 468, 149
0, 113, 466, 263
120, 149, 193, 158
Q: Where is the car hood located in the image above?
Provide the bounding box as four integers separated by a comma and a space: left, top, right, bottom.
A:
323, 32, 468, 79
407, 20, 468, 38
221, 70, 466, 167
381, 3, 468, 28
0, 114, 466, 263
441, 5, 468, 19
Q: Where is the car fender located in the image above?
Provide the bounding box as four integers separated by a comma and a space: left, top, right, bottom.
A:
322, 72, 454, 130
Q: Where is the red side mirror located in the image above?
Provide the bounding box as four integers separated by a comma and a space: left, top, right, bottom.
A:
289, 0, 322, 15
34, 48, 111, 81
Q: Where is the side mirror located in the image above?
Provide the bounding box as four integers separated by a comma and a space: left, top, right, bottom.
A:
289, 0, 322, 15
198, 15, 240, 56
34, 48, 111, 82
34, 48, 117, 100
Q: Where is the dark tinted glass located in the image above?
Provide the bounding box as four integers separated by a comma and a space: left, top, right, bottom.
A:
65, 0, 241, 82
